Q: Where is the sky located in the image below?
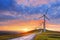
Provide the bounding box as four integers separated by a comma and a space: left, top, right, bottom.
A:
0, 0, 60, 32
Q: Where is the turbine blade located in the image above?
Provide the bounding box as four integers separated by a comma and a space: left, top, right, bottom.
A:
45, 16, 50, 20
45, 8, 49, 15
39, 16, 43, 18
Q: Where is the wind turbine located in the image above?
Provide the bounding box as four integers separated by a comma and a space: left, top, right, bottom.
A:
39, 8, 50, 32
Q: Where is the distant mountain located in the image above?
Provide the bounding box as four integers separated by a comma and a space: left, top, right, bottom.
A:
0, 31, 19, 35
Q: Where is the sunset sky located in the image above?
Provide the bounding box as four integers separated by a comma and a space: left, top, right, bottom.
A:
0, 0, 60, 32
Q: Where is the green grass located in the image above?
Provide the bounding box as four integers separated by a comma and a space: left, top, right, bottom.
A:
0, 34, 21, 40
0, 31, 35, 40
0, 30, 60, 40
34, 30, 60, 40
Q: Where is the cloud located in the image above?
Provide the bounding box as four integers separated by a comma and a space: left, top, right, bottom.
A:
14, 4, 49, 15
0, 0, 60, 31
0, 14, 16, 22
0, 0, 60, 24
16, 0, 49, 6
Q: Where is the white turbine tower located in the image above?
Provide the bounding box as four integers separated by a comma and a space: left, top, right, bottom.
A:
39, 8, 50, 32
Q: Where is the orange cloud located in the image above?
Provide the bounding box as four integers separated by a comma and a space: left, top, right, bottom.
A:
46, 23, 60, 31
0, 19, 60, 32
0, 20, 43, 32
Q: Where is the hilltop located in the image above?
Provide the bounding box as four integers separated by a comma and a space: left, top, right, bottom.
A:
34, 29, 60, 40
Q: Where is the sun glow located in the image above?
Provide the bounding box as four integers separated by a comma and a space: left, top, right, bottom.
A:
22, 28, 32, 32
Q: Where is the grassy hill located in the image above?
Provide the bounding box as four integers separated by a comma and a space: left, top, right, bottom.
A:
34, 30, 60, 40
0, 31, 35, 40
0, 31, 21, 40
0, 30, 60, 40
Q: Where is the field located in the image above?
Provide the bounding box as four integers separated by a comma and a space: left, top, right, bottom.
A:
34, 30, 60, 40
0, 30, 60, 40
0, 34, 21, 40
0, 31, 35, 40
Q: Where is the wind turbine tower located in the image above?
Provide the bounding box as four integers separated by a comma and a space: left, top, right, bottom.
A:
39, 8, 49, 32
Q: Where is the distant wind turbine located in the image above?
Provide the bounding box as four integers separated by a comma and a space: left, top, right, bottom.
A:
39, 8, 50, 32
